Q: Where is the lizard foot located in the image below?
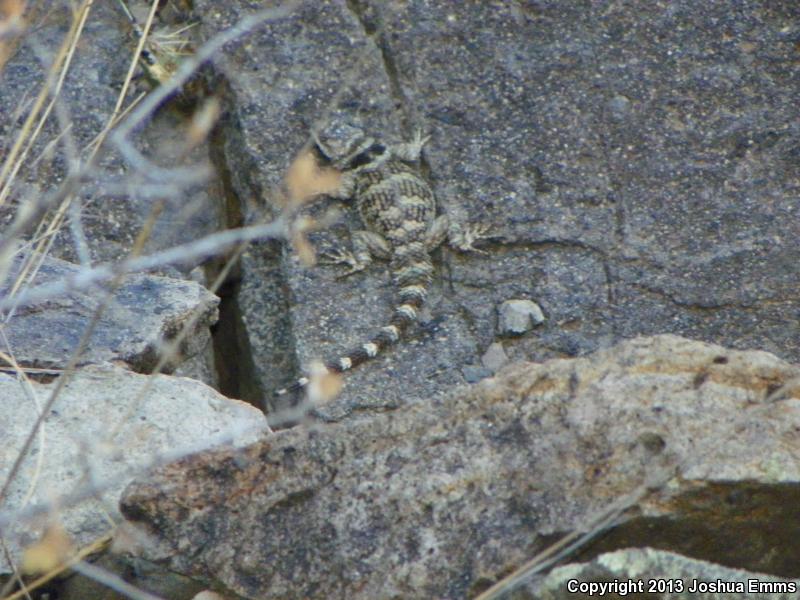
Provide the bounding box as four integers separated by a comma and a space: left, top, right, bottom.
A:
320, 247, 369, 278
448, 222, 492, 254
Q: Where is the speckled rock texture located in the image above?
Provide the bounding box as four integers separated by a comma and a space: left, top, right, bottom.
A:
120, 336, 800, 599
522, 548, 800, 600
194, 0, 799, 419
0, 3, 221, 270
0, 365, 268, 575
1, 252, 219, 372
0, 3, 224, 386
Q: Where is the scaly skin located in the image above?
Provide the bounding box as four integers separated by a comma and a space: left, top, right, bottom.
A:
277, 125, 488, 398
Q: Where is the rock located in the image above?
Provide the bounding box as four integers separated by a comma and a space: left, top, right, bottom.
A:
192, 0, 501, 414
120, 335, 800, 599
190, 0, 799, 416
498, 300, 545, 335
1, 252, 219, 372
0, 365, 268, 575
0, 3, 222, 271
191, 592, 227, 600
461, 364, 493, 384
522, 548, 800, 599
0, 3, 225, 392
481, 342, 509, 373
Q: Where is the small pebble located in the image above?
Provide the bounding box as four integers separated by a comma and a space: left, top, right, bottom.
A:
462, 365, 493, 383
498, 299, 544, 335
481, 342, 509, 372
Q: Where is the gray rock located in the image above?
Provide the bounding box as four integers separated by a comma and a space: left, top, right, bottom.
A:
120, 335, 800, 599
0, 4, 222, 271
498, 300, 546, 335
522, 548, 800, 599
461, 364, 493, 384
59, 553, 207, 600
1, 252, 219, 372
481, 342, 509, 373
188, 0, 799, 416
0, 0, 232, 396
193, 0, 410, 413
0, 365, 268, 575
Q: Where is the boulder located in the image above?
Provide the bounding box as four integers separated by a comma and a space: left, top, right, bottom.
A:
0, 366, 268, 575
120, 335, 800, 599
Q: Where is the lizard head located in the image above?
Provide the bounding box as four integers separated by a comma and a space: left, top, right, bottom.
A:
313, 122, 387, 171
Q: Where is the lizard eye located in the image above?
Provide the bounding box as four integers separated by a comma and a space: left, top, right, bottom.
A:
348, 143, 386, 168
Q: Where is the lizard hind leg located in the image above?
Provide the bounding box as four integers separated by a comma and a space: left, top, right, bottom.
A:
425, 215, 491, 254
446, 221, 491, 254
424, 215, 450, 251
321, 229, 392, 278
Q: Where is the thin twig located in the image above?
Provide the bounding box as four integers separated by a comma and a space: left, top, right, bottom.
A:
0, 0, 94, 209
0, 217, 287, 311
0, 419, 263, 533
0, 343, 47, 511
0, 193, 169, 509
0, 533, 113, 600
71, 560, 164, 600
0, 538, 31, 600
0, 276, 126, 506
111, 1, 300, 182
112, 0, 160, 121
106, 235, 256, 441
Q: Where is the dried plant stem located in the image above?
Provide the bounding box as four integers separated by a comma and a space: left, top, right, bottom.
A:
0, 534, 112, 600
0, 0, 94, 209
0, 217, 287, 312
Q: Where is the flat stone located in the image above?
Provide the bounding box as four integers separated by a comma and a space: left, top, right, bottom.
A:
1, 252, 219, 373
0, 365, 268, 575
481, 342, 509, 373
461, 364, 493, 384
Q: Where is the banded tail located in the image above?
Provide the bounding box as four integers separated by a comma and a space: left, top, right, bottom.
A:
276, 251, 433, 398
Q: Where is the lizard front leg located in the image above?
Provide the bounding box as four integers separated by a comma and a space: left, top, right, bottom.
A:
326, 170, 358, 200
392, 130, 430, 163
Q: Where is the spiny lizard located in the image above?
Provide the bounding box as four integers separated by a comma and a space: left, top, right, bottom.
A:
278, 123, 488, 399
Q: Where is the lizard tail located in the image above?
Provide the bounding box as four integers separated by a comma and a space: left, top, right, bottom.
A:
276, 252, 433, 397
324, 254, 433, 374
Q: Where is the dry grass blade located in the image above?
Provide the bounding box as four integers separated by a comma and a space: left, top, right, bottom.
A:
0, 342, 47, 510
113, 0, 160, 120
111, 1, 301, 182
0, 0, 93, 209
1, 533, 112, 600
0, 415, 262, 537
0, 538, 27, 600
0, 206, 165, 585
71, 559, 164, 600
0, 195, 165, 509
0, 273, 128, 506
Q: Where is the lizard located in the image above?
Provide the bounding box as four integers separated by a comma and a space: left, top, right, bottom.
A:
277, 122, 489, 401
